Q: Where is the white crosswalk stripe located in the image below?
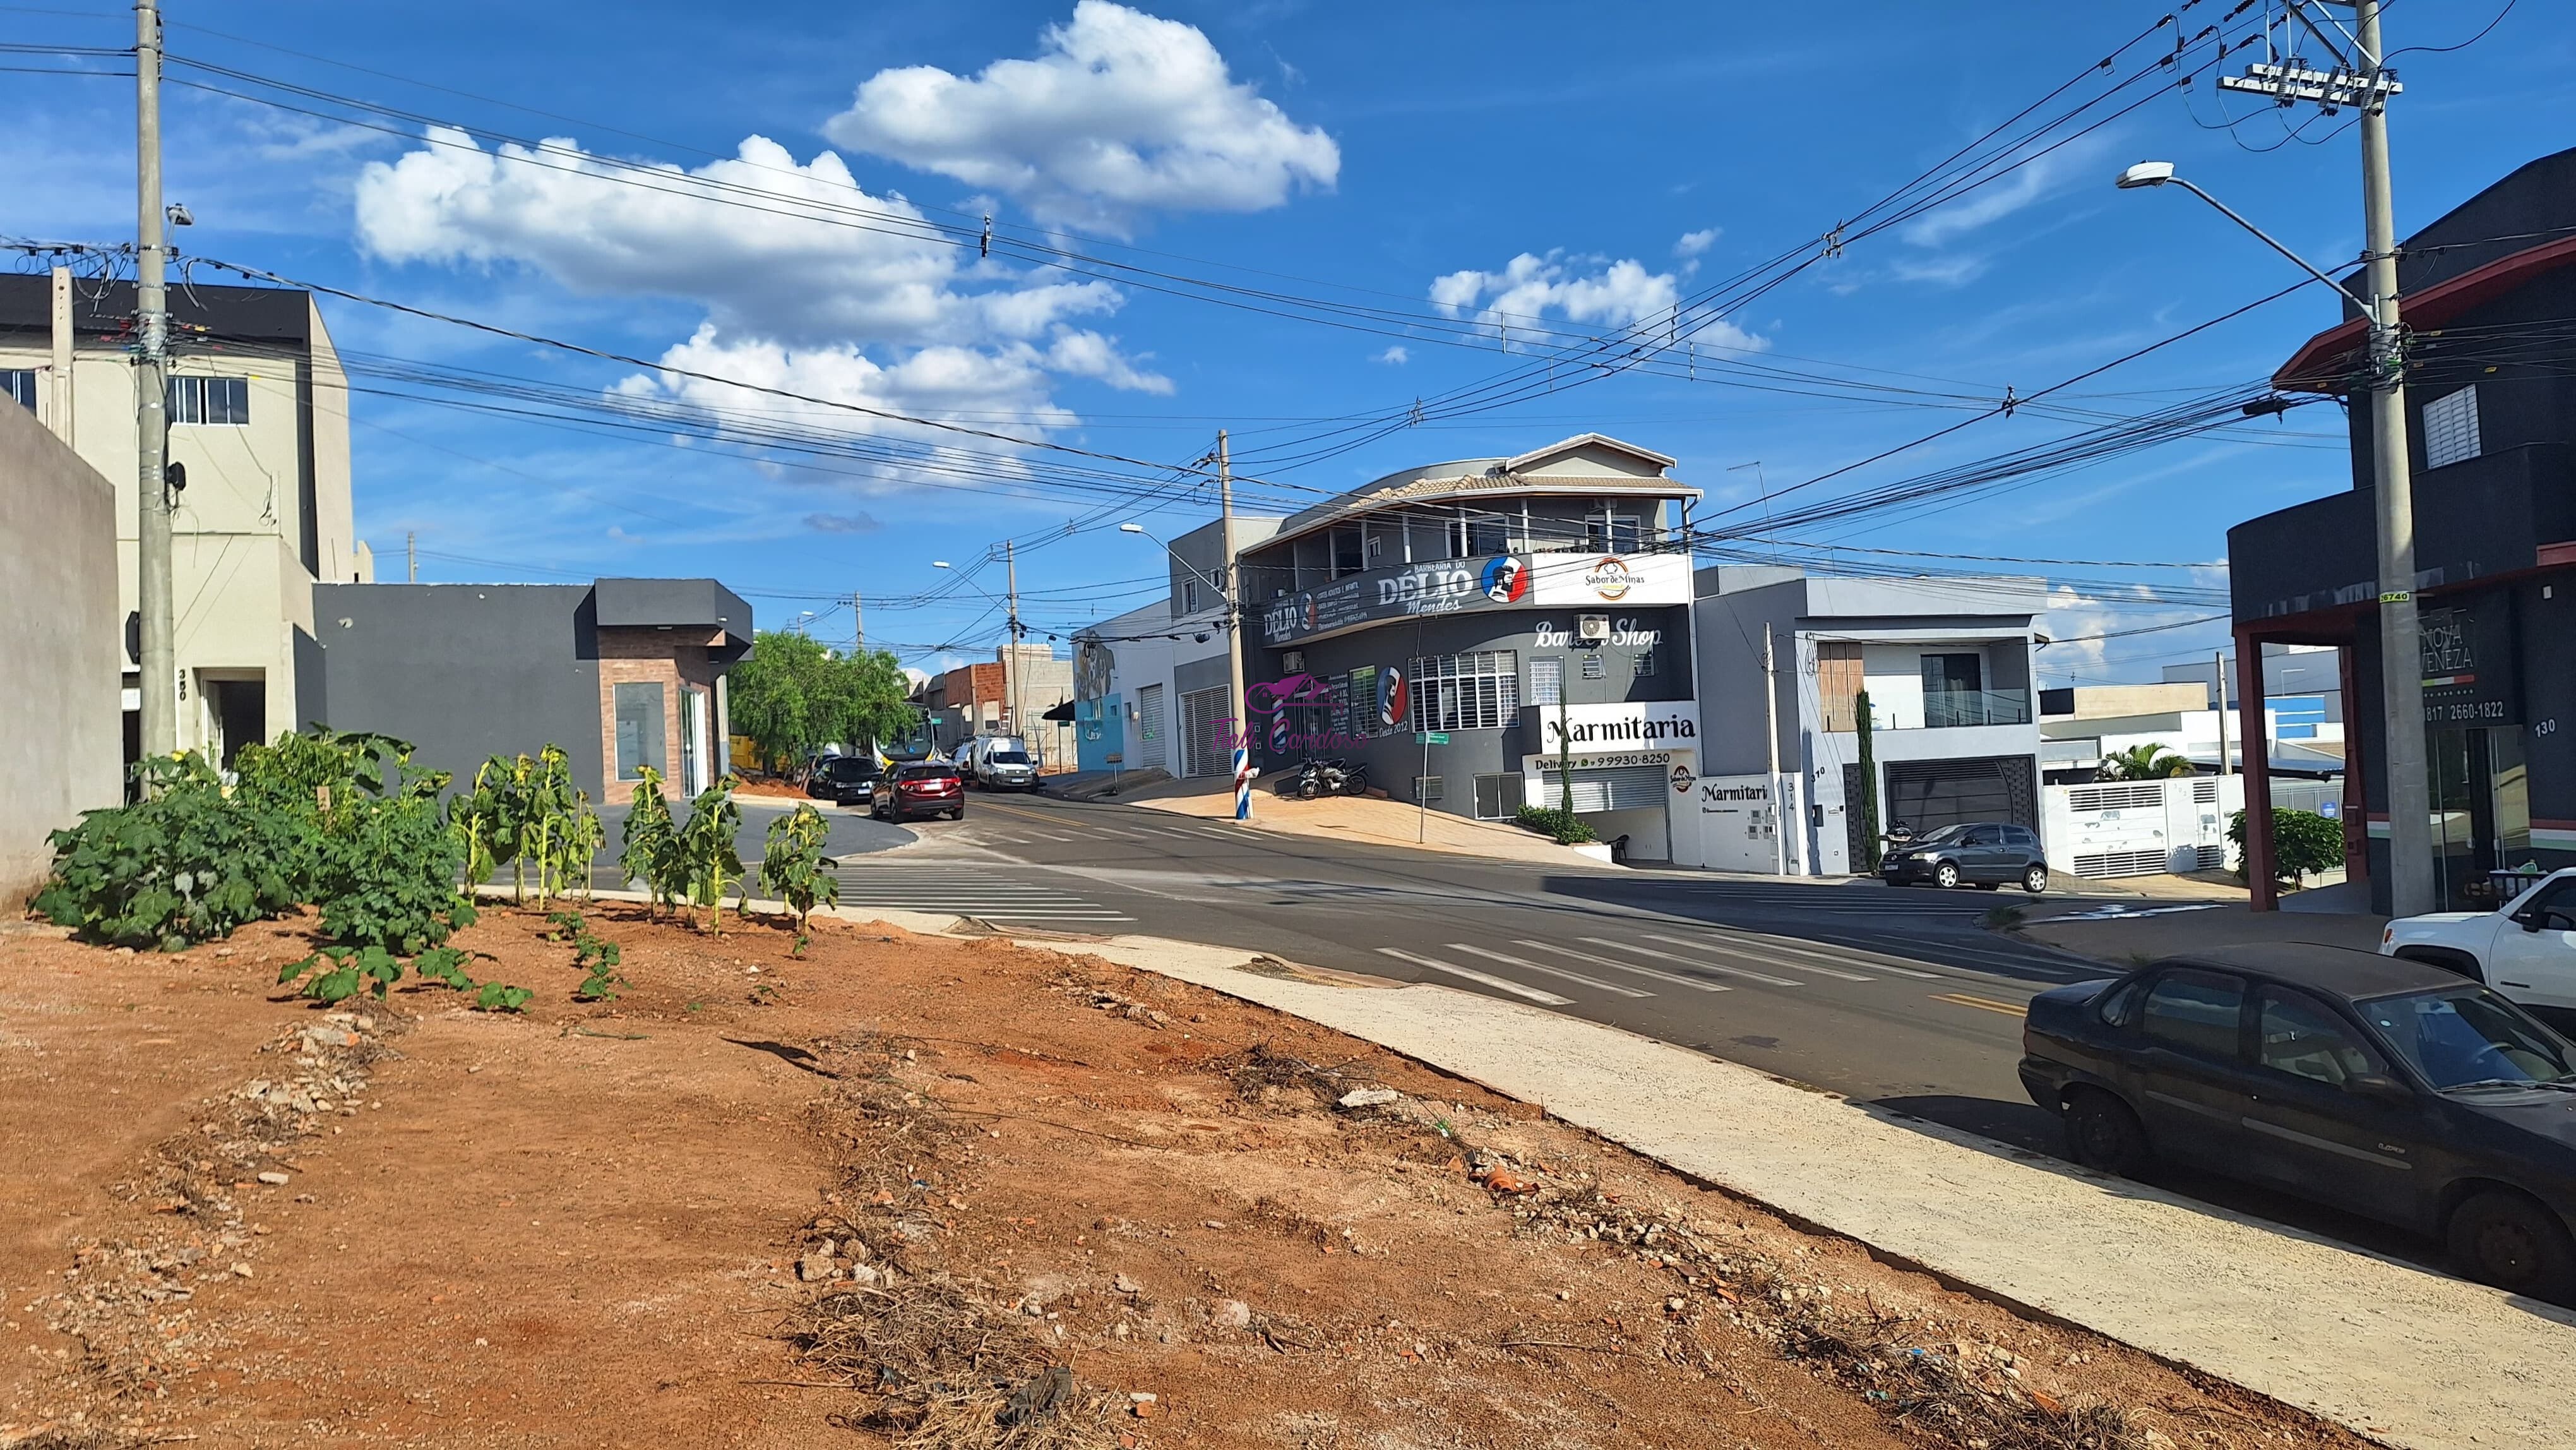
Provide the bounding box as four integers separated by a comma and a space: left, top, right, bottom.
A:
1445, 942, 1651, 998
1376, 947, 1573, 1005
1582, 936, 1803, 987
1642, 930, 1875, 981
826, 865, 1131, 922
1510, 939, 1730, 992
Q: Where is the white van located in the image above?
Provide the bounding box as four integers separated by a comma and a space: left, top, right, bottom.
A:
960, 735, 1040, 791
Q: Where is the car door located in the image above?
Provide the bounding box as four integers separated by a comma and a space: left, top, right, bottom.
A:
2488, 877, 2576, 1009
2123, 969, 2263, 1166
2236, 986, 2425, 1226
1948, 825, 1997, 882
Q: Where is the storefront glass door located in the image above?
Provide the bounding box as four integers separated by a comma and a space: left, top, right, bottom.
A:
2430, 727, 2531, 909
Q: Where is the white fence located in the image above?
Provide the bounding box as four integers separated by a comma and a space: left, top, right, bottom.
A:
2042, 775, 2244, 880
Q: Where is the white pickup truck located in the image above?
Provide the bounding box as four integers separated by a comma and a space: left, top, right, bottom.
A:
2380, 867, 2576, 1011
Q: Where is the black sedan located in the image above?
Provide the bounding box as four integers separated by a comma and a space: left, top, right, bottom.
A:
806, 755, 883, 807
1882, 822, 2049, 894
2020, 943, 2576, 1300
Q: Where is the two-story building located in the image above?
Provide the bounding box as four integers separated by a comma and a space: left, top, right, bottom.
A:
2229, 146, 2576, 911
1, 270, 368, 772
1691, 566, 2046, 875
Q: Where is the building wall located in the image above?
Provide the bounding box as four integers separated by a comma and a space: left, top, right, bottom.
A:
595, 626, 726, 803
311, 583, 605, 799
0, 400, 121, 909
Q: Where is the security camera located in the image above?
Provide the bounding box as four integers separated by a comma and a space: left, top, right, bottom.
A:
1193, 632, 1211, 644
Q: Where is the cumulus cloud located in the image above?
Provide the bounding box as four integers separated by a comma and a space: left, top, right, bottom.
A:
1673, 227, 1719, 258
1373, 345, 1408, 365
1429, 249, 1765, 351
2040, 582, 2227, 681
822, 1, 1339, 235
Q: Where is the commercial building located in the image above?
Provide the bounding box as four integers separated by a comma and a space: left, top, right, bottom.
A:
0, 397, 121, 909
0, 271, 367, 770
305, 578, 751, 805
2228, 147, 2576, 911
925, 642, 1076, 768
1691, 566, 2046, 875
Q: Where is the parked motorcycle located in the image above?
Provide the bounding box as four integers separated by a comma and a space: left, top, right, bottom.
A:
1279, 757, 1370, 800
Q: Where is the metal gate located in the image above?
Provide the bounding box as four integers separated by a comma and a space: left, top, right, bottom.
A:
1539, 762, 1667, 813
1132, 683, 1166, 772
1178, 686, 1229, 778
1883, 755, 2037, 836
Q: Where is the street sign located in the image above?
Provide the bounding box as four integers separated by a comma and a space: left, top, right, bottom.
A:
1417, 732, 1450, 745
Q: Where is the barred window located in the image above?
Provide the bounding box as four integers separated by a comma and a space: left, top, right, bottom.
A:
169, 374, 249, 425
1347, 665, 1378, 738
1528, 656, 1563, 707
2422, 385, 2480, 469
1410, 650, 1518, 731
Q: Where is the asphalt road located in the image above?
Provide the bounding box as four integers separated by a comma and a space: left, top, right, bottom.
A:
816, 786, 2445, 1270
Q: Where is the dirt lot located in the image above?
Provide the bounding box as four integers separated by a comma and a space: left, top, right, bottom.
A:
0, 905, 2375, 1449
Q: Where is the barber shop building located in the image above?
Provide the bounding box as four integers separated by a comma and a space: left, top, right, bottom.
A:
1234, 434, 1707, 863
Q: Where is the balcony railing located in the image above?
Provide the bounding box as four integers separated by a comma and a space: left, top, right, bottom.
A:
1917, 688, 2032, 729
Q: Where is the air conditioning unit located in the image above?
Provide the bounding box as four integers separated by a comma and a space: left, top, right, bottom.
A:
1577, 614, 1611, 642
1282, 650, 1306, 672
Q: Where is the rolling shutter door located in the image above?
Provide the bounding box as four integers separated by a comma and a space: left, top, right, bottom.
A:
1178, 686, 1227, 778
1542, 763, 1667, 813
1133, 684, 1166, 772
1883, 755, 2036, 834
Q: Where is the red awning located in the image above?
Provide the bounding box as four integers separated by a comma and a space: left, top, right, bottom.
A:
2274, 234, 2576, 392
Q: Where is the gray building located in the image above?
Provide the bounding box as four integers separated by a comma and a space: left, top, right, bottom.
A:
307, 578, 751, 803
1691, 566, 2046, 875
0, 397, 121, 909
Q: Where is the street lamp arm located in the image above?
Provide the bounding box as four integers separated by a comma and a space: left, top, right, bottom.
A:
1118, 524, 1231, 607
2165, 177, 2378, 318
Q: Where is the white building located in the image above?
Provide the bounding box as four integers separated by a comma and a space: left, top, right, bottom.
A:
1691, 566, 2047, 875
1, 270, 367, 770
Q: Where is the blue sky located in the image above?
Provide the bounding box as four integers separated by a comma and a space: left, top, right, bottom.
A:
6, 0, 2568, 685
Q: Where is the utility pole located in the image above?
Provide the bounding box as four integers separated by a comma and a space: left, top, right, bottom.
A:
49, 265, 75, 445
2212, 0, 2429, 913
1220, 429, 1251, 821
1765, 625, 1786, 876
407, 531, 417, 582
1004, 539, 1023, 743
134, 0, 177, 761
2214, 649, 2233, 777
852, 590, 865, 652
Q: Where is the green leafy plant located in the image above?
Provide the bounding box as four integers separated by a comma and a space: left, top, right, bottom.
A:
450, 746, 601, 906
2228, 807, 2346, 887
1513, 805, 1598, 846
472, 982, 534, 1013
673, 775, 746, 931
412, 946, 478, 990
2099, 743, 2198, 781
620, 767, 686, 913
277, 945, 405, 1004
728, 630, 916, 775
1854, 688, 1883, 874
568, 916, 628, 1002
760, 803, 839, 947
33, 753, 306, 950
542, 909, 586, 941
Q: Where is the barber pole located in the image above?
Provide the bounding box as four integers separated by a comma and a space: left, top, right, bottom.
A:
1232, 743, 1253, 819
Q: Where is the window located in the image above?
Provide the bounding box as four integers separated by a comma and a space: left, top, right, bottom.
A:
1414, 776, 1443, 803
1472, 773, 1522, 820
1448, 513, 1509, 558
1585, 511, 1642, 554
1816, 640, 1864, 731
2140, 971, 2245, 1060
2255, 990, 2381, 1088
2007, 825, 2040, 848
2362, 986, 2574, 1089
1332, 526, 1364, 575
1347, 665, 1378, 738
2096, 977, 2149, 1028
3, 369, 35, 412
1410, 650, 1518, 731
613, 681, 667, 781
1183, 579, 1200, 614
1527, 657, 1563, 707
1633, 647, 1657, 680
168, 374, 250, 425
2421, 385, 2480, 469
1581, 653, 1606, 681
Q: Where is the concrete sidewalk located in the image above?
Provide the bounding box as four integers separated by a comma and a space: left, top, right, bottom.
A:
1059, 932, 2572, 1450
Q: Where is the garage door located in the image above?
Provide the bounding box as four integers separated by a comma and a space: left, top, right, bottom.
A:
1539, 763, 1668, 813
1884, 755, 2036, 836
1178, 686, 1229, 779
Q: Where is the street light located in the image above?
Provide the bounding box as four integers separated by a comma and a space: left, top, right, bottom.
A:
1119, 522, 1227, 601
2117, 159, 2433, 915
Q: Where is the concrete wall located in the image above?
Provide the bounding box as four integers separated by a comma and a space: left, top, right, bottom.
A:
0, 400, 121, 909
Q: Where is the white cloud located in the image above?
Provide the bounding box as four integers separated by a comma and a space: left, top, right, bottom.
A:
1428, 249, 1765, 350
1044, 329, 1174, 394
1674, 227, 1719, 258
1373, 345, 1408, 365
821, 1, 1339, 234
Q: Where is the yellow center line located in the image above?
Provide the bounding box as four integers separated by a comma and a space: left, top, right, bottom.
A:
1930, 992, 2027, 1017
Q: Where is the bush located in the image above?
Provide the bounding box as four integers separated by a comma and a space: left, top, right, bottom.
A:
1514, 805, 1599, 846
2227, 806, 2346, 885
33, 753, 306, 950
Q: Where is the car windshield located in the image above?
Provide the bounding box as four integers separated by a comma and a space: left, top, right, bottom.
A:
900, 765, 953, 781
2358, 986, 2576, 1090
1912, 825, 1971, 846
825, 759, 877, 779
990, 751, 1030, 765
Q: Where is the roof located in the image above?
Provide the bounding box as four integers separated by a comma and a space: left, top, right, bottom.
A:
2158, 943, 2460, 998
591, 578, 753, 651
1259, 433, 1696, 551
0, 273, 316, 348
2274, 234, 2576, 390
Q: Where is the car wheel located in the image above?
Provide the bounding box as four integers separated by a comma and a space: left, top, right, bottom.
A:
1933, 860, 1962, 890
2023, 865, 2049, 896
2448, 1190, 2576, 1300
2063, 1089, 2150, 1177
949, 806, 965, 820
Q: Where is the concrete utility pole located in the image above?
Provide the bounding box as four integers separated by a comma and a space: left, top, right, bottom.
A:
1220, 430, 1251, 822
2201, 0, 2430, 914
134, 0, 177, 760
49, 266, 75, 444
2215, 649, 2233, 777
406, 531, 417, 582
852, 589, 865, 652
1765, 625, 1786, 877
1004, 539, 1023, 741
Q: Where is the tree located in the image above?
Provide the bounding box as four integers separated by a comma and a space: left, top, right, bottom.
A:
2098, 743, 2198, 781
1854, 689, 1882, 873
2229, 807, 2344, 887
726, 632, 916, 774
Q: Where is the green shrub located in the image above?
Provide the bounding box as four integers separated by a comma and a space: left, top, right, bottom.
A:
620, 767, 684, 912
32, 753, 306, 950
674, 776, 746, 930
1514, 805, 1599, 846
760, 802, 838, 944
2227, 806, 2346, 885
448, 745, 600, 906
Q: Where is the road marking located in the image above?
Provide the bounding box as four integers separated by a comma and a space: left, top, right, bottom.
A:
1929, 992, 2026, 1017
981, 834, 1028, 846
1376, 948, 1573, 1005
1509, 939, 1731, 992
1643, 930, 1873, 981
1445, 942, 1651, 998
1027, 830, 1076, 842
1704, 927, 1971, 980
1582, 937, 1801, 987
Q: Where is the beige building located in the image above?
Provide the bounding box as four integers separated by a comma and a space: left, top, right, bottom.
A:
1, 270, 367, 769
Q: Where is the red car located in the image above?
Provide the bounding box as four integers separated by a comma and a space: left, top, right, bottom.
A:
874, 762, 965, 822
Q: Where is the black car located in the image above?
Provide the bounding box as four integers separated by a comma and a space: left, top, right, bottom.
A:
1881, 822, 2048, 894
2020, 943, 2576, 1299
806, 755, 882, 807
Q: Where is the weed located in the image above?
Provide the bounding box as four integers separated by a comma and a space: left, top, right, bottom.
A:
413, 946, 477, 990
567, 916, 628, 1002
761, 802, 840, 936
749, 979, 780, 1007
542, 909, 585, 942
1983, 902, 2029, 930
